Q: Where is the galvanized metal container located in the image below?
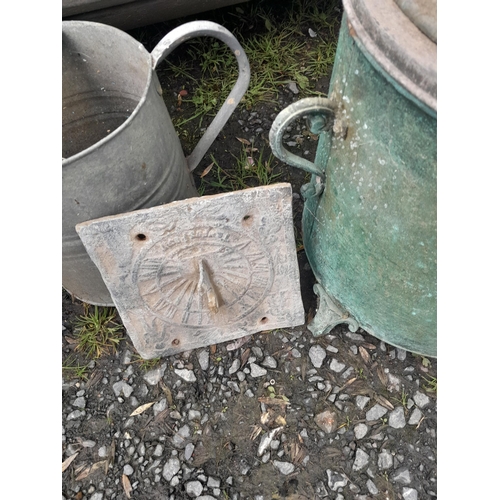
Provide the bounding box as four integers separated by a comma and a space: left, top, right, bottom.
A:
270, 0, 437, 356
63, 20, 250, 306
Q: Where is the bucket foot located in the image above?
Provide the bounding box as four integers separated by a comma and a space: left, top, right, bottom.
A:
308, 283, 359, 337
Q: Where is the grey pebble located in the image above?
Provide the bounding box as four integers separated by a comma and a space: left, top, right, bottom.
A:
352, 449, 370, 472
367, 479, 379, 494
309, 345, 327, 368
262, 355, 278, 369
329, 358, 346, 373
123, 464, 134, 475
228, 359, 240, 374
143, 364, 166, 385
403, 487, 418, 500
393, 468, 412, 485
389, 406, 406, 428
198, 350, 210, 371
89, 494, 103, 500
184, 442, 194, 460
66, 410, 85, 421
273, 460, 295, 475
408, 407, 423, 425
186, 480, 203, 497
174, 368, 196, 382
112, 381, 133, 398
413, 391, 430, 408
356, 395, 370, 410
250, 363, 267, 377
366, 404, 388, 421
354, 423, 368, 439
378, 450, 393, 470
162, 457, 180, 481
72, 397, 86, 409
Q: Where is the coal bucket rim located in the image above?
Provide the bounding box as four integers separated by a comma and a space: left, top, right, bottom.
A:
342, 0, 437, 115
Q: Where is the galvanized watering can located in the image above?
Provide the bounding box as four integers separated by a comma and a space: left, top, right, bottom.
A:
63, 20, 250, 306
270, 0, 437, 357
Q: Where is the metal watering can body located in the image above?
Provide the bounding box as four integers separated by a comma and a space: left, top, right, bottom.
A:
62, 20, 250, 306
270, 0, 437, 357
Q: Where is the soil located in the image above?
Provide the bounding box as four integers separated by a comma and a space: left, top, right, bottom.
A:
62, 2, 437, 499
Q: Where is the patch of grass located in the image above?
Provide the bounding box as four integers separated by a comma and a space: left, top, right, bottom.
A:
73, 306, 124, 359
198, 141, 281, 195
130, 353, 162, 371
62, 355, 90, 380
392, 387, 409, 411
161, 0, 340, 120
422, 375, 437, 394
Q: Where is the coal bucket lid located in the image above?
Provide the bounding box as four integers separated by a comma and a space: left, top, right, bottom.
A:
343, 0, 437, 115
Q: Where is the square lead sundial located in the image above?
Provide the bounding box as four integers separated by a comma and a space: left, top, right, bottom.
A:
76, 183, 305, 359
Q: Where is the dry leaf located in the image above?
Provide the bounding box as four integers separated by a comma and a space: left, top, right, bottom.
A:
130, 401, 155, 416
359, 346, 371, 364
122, 474, 133, 498
62, 452, 79, 473
159, 380, 173, 407
200, 161, 214, 178
375, 394, 394, 411
258, 397, 290, 406
76, 460, 106, 480
236, 137, 251, 145
275, 415, 287, 426
240, 347, 251, 367
250, 425, 262, 440
64, 336, 78, 344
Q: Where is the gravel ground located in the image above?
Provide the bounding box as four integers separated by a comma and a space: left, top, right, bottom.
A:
62, 2, 438, 498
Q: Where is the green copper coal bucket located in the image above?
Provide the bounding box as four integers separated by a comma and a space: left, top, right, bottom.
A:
270, 0, 437, 356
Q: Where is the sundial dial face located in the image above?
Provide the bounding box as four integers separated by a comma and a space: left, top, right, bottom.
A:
76, 184, 304, 359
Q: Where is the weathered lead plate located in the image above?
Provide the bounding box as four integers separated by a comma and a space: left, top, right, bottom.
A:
76, 183, 304, 358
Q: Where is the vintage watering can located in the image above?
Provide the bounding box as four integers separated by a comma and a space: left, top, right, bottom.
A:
270, 0, 437, 357
62, 20, 250, 306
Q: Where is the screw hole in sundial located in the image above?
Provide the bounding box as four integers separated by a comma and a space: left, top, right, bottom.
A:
242, 214, 253, 225
171, 338, 180, 346
135, 233, 147, 241
260, 316, 268, 324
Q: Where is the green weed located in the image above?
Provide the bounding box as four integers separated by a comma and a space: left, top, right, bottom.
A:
62, 355, 89, 380
73, 306, 124, 359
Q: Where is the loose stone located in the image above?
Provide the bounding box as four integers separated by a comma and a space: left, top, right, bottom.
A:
413, 391, 430, 408
329, 358, 346, 373
354, 423, 368, 439
393, 468, 412, 485
67, 410, 85, 421
403, 487, 418, 500
249, 363, 267, 377
162, 458, 181, 482
408, 407, 423, 425
378, 450, 393, 470
326, 470, 348, 491
262, 356, 278, 369
174, 369, 196, 382
112, 381, 133, 398
198, 350, 210, 371
273, 461, 295, 475
309, 345, 327, 368
172, 424, 191, 448
352, 449, 370, 472
186, 480, 203, 497
367, 479, 379, 495
314, 410, 337, 434
366, 404, 388, 421
72, 397, 86, 409
143, 364, 166, 385
228, 359, 240, 374
356, 395, 370, 410
389, 406, 406, 428
123, 464, 134, 475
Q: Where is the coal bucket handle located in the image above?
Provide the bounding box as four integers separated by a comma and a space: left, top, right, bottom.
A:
269, 97, 337, 179
151, 21, 251, 172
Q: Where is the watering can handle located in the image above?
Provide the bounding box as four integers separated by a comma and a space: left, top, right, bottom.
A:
151, 21, 251, 173
269, 97, 337, 179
